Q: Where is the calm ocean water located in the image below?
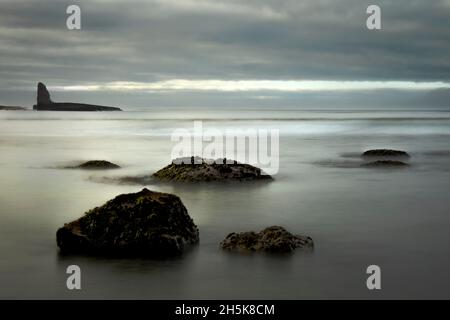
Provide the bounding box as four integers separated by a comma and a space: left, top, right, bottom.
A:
1, 106, 450, 299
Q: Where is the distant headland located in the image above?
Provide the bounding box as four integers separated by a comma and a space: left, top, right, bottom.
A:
33, 82, 121, 112
0, 105, 27, 111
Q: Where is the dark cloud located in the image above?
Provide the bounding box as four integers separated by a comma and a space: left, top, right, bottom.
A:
0, 0, 449, 107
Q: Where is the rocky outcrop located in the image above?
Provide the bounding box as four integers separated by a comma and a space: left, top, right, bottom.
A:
56, 188, 199, 256
37, 82, 52, 105
33, 82, 121, 111
153, 157, 272, 182
35, 102, 122, 112
361, 149, 410, 168
71, 160, 121, 170
362, 149, 409, 158
220, 226, 313, 253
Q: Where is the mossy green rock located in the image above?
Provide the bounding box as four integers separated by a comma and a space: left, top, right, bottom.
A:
56, 188, 199, 256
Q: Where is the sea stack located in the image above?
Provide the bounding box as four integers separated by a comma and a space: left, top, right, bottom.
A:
37, 82, 52, 105
33, 82, 122, 111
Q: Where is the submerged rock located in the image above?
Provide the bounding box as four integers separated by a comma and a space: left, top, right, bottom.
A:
220, 226, 313, 253
33, 82, 121, 111
89, 174, 155, 186
362, 149, 410, 158
56, 188, 199, 256
153, 157, 272, 182
73, 160, 121, 170
362, 160, 410, 167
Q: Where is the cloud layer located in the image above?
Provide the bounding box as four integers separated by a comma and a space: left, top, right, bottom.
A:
0, 0, 449, 107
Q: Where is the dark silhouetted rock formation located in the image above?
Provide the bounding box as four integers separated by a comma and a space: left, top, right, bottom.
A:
153, 157, 273, 182
220, 226, 313, 253
362, 149, 409, 158
56, 188, 199, 256
361, 149, 410, 167
37, 82, 52, 105
70, 160, 121, 170
33, 82, 121, 111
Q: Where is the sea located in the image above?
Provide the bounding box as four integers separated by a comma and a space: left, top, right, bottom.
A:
1, 105, 450, 299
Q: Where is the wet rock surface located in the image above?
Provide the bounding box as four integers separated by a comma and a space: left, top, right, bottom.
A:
57, 188, 199, 256
220, 226, 313, 253
153, 157, 272, 182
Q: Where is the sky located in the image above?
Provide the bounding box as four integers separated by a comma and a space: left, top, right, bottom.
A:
0, 0, 450, 108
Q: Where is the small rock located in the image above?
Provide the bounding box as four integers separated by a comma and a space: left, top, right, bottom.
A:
73, 160, 120, 170
220, 226, 313, 253
362, 149, 409, 158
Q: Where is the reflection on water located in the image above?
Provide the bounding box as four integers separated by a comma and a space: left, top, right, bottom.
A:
1, 107, 450, 299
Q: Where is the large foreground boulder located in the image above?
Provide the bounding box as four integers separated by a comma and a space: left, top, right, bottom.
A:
220, 226, 313, 253
57, 188, 199, 256
153, 157, 272, 182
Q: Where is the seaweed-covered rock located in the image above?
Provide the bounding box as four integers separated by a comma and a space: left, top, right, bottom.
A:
56, 188, 199, 256
362, 149, 409, 157
362, 160, 409, 167
152, 157, 272, 182
220, 226, 313, 253
73, 160, 120, 169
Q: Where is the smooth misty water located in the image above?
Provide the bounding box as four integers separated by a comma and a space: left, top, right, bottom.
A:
1, 106, 450, 299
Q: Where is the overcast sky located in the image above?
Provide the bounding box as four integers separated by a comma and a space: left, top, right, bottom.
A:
1, 0, 450, 108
